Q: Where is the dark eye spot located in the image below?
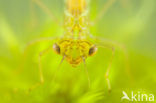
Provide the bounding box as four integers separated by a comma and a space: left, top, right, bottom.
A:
53, 43, 60, 54
89, 46, 97, 56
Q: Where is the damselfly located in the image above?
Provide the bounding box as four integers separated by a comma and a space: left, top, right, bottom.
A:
22, 0, 131, 91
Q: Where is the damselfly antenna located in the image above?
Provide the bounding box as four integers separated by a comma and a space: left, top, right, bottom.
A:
82, 57, 91, 88
51, 55, 65, 83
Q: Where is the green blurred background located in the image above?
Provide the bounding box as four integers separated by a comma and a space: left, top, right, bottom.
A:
0, 0, 156, 103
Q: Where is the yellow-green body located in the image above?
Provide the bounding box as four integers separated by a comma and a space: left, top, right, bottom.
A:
53, 0, 97, 67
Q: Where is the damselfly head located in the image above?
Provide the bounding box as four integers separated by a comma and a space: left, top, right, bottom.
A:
53, 38, 97, 67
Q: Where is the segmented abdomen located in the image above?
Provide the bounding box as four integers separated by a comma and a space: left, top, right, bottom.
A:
66, 0, 87, 15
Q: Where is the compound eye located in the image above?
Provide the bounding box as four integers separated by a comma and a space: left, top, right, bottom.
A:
89, 46, 97, 56
53, 43, 60, 54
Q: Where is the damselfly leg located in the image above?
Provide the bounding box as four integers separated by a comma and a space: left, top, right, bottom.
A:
95, 38, 134, 91
98, 44, 115, 92
31, 0, 59, 25
94, 0, 130, 24
94, 0, 116, 23
29, 45, 52, 91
